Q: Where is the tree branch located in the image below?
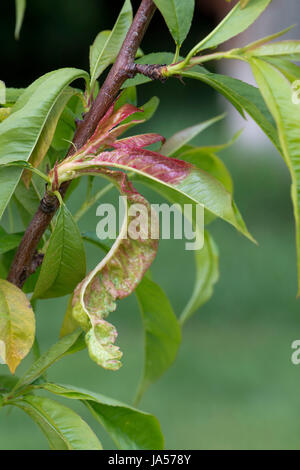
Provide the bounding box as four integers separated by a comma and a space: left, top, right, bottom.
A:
7, 0, 157, 288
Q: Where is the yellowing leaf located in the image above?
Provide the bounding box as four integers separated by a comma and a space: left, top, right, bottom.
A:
0, 279, 35, 373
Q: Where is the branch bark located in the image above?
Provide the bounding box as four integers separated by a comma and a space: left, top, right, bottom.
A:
7, 0, 157, 288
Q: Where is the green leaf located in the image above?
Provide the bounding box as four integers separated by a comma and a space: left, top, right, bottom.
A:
238, 25, 295, 54
13, 329, 83, 391
120, 96, 160, 129
0, 68, 89, 220
264, 58, 300, 82
180, 231, 219, 325
161, 114, 225, 156
12, 395, 102, 450
250, 58, 300, 295
116, 87, 137, 109
0, 232, 23, 255
180, 70, 280, 150
82, 232, 110, 254
190, 0, 271, 55
59, 296, 79, 338
0, 279, 35, 373
0, 374, 19, 391
176, 147, 233, 193
4, 87, 25, 104
182, 129, 243, 155
247, 40, 300, 61
51, 93, 84, 153
40, 383, 164, 450
172, 146, 235, 227
32, 202, 86, 299
90, 0, 133, 88
0, 160, 49, 184
14, 0, 26, 40
153, 0, 195, 46
13, 178, 42, 224
23, 87, 78, 187
135, 277, 181, 403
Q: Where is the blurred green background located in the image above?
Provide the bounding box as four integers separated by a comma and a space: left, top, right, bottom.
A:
1, 0, 300, 450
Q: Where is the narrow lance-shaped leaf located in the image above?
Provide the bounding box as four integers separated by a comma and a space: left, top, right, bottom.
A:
264, 58, 300, 82
250, 58, 300, 295
0, 231, 23, 255
161, 114, 225, 157
3, 87, 25, 104
184, 129, 243, 155
13, 329, 83, 391
175, 147, 233, 193
135, 277, 181, 404
12, 395, 102, 450
14, 178, 43, 225
14, 0, 26, 40
174, 144, 235, 227
51, 93, 85, 153
22, 87, 79, 187
0, 68, 89, 219
238, 25, 295, 54
180, 231, 219, 325
32, 201, 86, 299
190, 0, 271, 55
89, 0, 133, 88
153, 0, 195, 46
60, 295, 80, 338
246, 40, 300, 61
39, 382, 164, 450
180, 70, 280, 151
0, 279, 35, 373
0, 374, 19, 391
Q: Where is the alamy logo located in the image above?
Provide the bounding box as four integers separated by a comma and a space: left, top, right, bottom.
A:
95, 196, 204, 251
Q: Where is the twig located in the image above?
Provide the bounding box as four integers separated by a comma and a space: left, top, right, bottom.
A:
7, 0, 157, 288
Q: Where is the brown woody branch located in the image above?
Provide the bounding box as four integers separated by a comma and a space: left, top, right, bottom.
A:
7, 0, 159, 288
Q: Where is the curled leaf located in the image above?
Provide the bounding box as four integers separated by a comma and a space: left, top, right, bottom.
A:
71, 172, 159, 371
85, 321, 122, 371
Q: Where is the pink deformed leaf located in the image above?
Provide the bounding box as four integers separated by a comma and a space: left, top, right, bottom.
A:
71, 170, 159, 371
49, 96, 252, 239
86, 148, 192, 184
81, 102, 143, 154
112, 133, 165, 150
